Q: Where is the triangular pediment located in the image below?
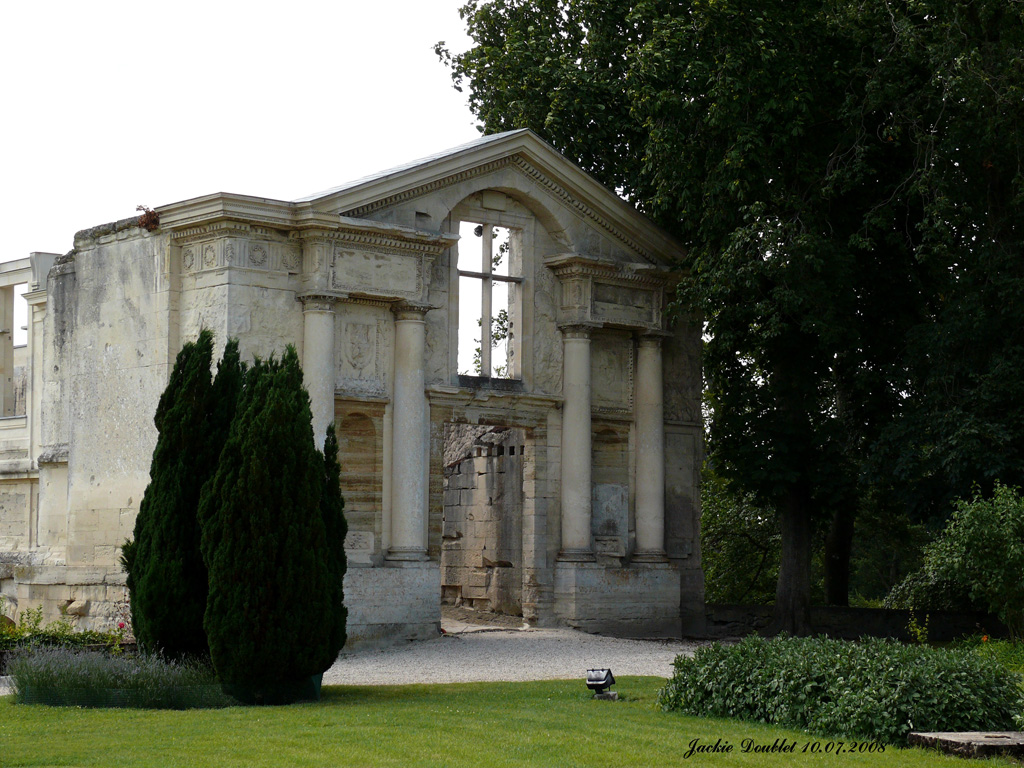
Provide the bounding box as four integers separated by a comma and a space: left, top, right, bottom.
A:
293, 130, 684, 267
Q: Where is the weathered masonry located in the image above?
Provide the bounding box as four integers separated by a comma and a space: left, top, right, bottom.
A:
0, 130, 705, 644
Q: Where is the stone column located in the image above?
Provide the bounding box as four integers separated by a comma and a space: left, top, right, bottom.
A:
388, 303, 429, 561
634, 335, 667, 561
559, 324, 594, 561
300, 294, 337, 451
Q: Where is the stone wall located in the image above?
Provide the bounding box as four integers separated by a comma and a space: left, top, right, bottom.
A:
441, 428, 525, 615
704, 604, 1010, 641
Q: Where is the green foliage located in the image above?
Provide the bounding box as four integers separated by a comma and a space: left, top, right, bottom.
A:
957, 636, 1024, 677
701, 467, 779, 604
890, 484, 1024, 639
9, 647, 234, 708
658, 636, 1024, 744
199, 347, 344, 702
0, 606, 125, 655
906, 612, 929, 645
442, 0, 1024, 626
321, 424, 348, 660
127, 334, 244, 660
129, 330, 216, 659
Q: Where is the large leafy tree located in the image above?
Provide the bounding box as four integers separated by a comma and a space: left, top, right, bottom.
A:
441, 0, 1024, 631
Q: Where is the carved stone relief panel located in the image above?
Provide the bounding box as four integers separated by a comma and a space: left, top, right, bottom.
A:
331, 247, 422, 299
592, 483, 628, 560
335, 307, 390, 396
592, 282, 656, 327
559, 278, 590, 325
590, 332, 634, 412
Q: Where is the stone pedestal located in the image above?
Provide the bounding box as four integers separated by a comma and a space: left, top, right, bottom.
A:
554, 560, 681, 637
343, 562, 441, 649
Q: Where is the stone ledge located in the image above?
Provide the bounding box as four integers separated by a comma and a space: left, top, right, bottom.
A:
909, 732, 1024, 759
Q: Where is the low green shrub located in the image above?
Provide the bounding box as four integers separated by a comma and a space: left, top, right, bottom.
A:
658, 636, 1024, 744
8, 647, 236, 709
0, 606, 127, 650
887, 484, 1024, 639
0, 606, 130, 675
956, 635, 1024, 675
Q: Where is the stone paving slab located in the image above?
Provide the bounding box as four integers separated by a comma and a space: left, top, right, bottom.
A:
909, 732, 1024, 759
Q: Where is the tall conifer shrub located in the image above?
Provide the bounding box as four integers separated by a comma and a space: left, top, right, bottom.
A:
128, 331, 216, 659
321, 424, 348, 658
199, 347, 345, 702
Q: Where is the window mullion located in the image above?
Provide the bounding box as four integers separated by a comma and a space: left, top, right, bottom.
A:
481, 224, 493, 377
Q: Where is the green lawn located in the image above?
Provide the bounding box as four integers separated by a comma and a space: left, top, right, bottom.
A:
0, 677, 1007, 768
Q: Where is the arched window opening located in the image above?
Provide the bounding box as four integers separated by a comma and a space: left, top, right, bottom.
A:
456, 221, 523, 379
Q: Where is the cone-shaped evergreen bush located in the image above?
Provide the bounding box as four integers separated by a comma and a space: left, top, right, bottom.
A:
321, 424, 348, 658
127, 333, 245, 659
199, 347, 345, 703
129, 330, 216, 659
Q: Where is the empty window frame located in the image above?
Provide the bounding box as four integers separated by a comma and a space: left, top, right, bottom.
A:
456, 221, 523, 378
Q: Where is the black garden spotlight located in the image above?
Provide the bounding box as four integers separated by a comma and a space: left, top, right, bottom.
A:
586, 668, 616, 698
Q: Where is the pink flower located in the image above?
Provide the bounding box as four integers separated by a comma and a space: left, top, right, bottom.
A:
118, 622, 126, 630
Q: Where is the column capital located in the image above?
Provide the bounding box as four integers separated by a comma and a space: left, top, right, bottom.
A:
558, 322, 599, 340
391, 301, 432, 322
298, 292, 339, 313
637, 332, 669, 349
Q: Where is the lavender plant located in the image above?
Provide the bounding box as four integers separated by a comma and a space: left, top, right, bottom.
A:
8, 647, 236, 709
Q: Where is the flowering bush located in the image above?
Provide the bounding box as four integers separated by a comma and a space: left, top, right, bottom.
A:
0, 605, 126, 656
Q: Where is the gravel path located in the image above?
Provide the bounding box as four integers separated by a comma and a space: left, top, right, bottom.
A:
323, 626, 699, 686
0, 618, 703, 695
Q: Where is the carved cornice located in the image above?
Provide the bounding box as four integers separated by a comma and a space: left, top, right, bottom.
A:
546, 253, 671, 289
296, 222, 456, 258
335, 295, 393, 309
340, 158, 515, 219
157, 194, 295, 232
510, 157, 656, 263
339, 153, 664, 264
170, 221, 292, 245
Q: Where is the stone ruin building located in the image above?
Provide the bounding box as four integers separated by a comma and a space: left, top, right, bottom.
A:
0, 130, 705, 645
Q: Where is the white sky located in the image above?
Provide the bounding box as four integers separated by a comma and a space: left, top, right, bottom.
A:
1, 0, 481, 348
1, 1, 479, 262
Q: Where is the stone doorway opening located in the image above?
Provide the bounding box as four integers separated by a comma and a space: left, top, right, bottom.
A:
441, 423, 526, 618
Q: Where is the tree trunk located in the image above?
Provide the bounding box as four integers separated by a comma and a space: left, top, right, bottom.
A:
823, 503, 856, 606
771, 484, 812, 636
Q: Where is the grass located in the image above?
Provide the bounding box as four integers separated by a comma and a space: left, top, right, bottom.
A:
1, 676, 1010, 768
